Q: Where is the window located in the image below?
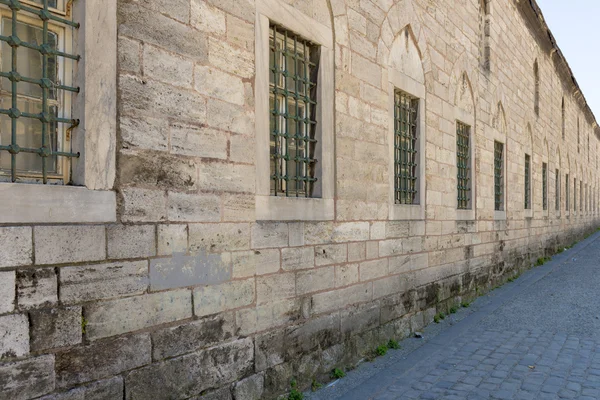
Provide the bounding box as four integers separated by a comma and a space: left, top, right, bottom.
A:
573, 178, 577, 212
561, 97, 565, 140
578, 118, 580, 153
456, 121, 471, 210
494, 141, 504, 211
255, 0, 334, 221
479, 0, 491, 71
580, 180, 583, 212
542, 162, 547, 211
524, 154, 531, 210
394, 90, 419, 205
0, 0, 79, 184
533, 60, 539, 116
269, 24, 318, 198
566, 174, 570, 211
555, 169, 560, 211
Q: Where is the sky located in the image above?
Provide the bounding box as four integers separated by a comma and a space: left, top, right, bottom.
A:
536, 0, 600, 118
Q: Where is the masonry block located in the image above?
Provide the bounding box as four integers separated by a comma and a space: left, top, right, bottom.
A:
0, 355, 55, 399
0, 227, 32, 268
60, 261, 148, 304
194, 279, 254, 317
55, 334, 151, 388
0, 314, 28, 359
34, 226, 105, 265
30, 307, 82, 352
107, 224, 156, 259
17, 268, 57, 309
85, 290, 192, 340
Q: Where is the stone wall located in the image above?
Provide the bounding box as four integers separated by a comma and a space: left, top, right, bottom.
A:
1, 0, 600, 399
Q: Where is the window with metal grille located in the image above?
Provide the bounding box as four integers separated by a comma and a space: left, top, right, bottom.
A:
269, 23, 318, 197
494, 141, 504, 211
456, 121, 470, 210
566, 174, 570, 211
542, 162, 547, 211
580, 180, 583, 212
0, 0, 79, 184
576, 179, 578, 212
555, 169, 560, 211
394, 89, 419, 205
533, 61, 539, 116
524, 154, 531, 210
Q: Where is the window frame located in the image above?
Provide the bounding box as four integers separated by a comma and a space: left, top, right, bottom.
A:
566, 173, 570, 216
542, 162, 548, 212
387, 68, 426, 221
555, 168, 560, 216
254, 0, 334, 221
0, 0, 117, 224
524, 153, 532, 217
494, 140, 505, 217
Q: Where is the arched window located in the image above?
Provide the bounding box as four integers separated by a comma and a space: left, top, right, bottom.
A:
533, 60, 540, 116
479, 0, 491, 71
561, 97, 565, 140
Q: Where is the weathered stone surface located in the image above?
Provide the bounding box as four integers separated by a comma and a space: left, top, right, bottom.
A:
194, 279, 255, 317
38, 376, 123, 400
117, 36, 141, 74
311, 283, 373, 315
315, 244, 348, 266
34, 226, 105, 265
107, 224, 155, 259
205, 98, 254, 135
167, 191, 221, 222
0, 227, 31, 268
60, 261, 148, 303
170, 123, 228, 160
0, 355, 55, 399
297, 267, 335, 295
0, 314, 28, 359
223, 193, 255, 222
195, 65, 245, 105
232, 249, 280, 278
55, 334, 151, 388
143, 44, 194, 88
157, 224, 188, 256
191, 387, 232, 400
118, 2, 207, 61
234, 373, 264, 400
257, 273, 295, 304
189, 223, 251, 253
119, 150, 198, 191
197, 162, 255, 193
120, 187, 168, 223
0, 270, 15, 313
125, 338, 253, 399
236, 299, 300, 336
120, 116, 169, 151
208, 37, 254, 78
152, 312, 235, 360
252, 222, 289, 249
30, 307, 82, 351
191, 0, 226, 33
16, 268, 57, 309
341, 303, 380, 336
254, 313, 340, 371
149, 252, 231, 291
85, 290, 192, 340
281, 247, 314, 271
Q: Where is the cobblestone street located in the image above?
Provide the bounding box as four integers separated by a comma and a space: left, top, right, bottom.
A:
309, 231, 600, 400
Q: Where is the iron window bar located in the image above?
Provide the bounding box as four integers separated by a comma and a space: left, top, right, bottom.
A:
494, 141, 503, 211
269, 23, 318, 198
456, 121, 470, 210
0, 0, 79, 184
394, 90, 419, 205
524, 154, 531, 209
542, 162, 547, 210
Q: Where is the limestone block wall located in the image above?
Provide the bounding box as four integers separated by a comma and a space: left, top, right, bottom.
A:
1, 0, 600, 399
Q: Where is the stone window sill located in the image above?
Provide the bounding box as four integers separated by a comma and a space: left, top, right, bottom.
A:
389, 204, 424, 221
456, 209, 475, 221
494, 210, 506, 220
0, 183, 116, 224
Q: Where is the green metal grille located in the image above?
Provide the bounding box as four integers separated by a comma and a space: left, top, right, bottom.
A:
555, 169, 560, 211
494, 141, 503, 211
566, 174, 570, 211
574, 178, 577, 212
394, 90, 419, 205
580, 180, 583, 212
524, 154, 531, 209
0, 0, 79, 183
542, 162, 547, 211
456, 121, 470, 210
269, 23, 318, 197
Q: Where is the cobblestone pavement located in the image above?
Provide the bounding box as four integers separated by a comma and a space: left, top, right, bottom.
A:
309, 231, 600, 400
